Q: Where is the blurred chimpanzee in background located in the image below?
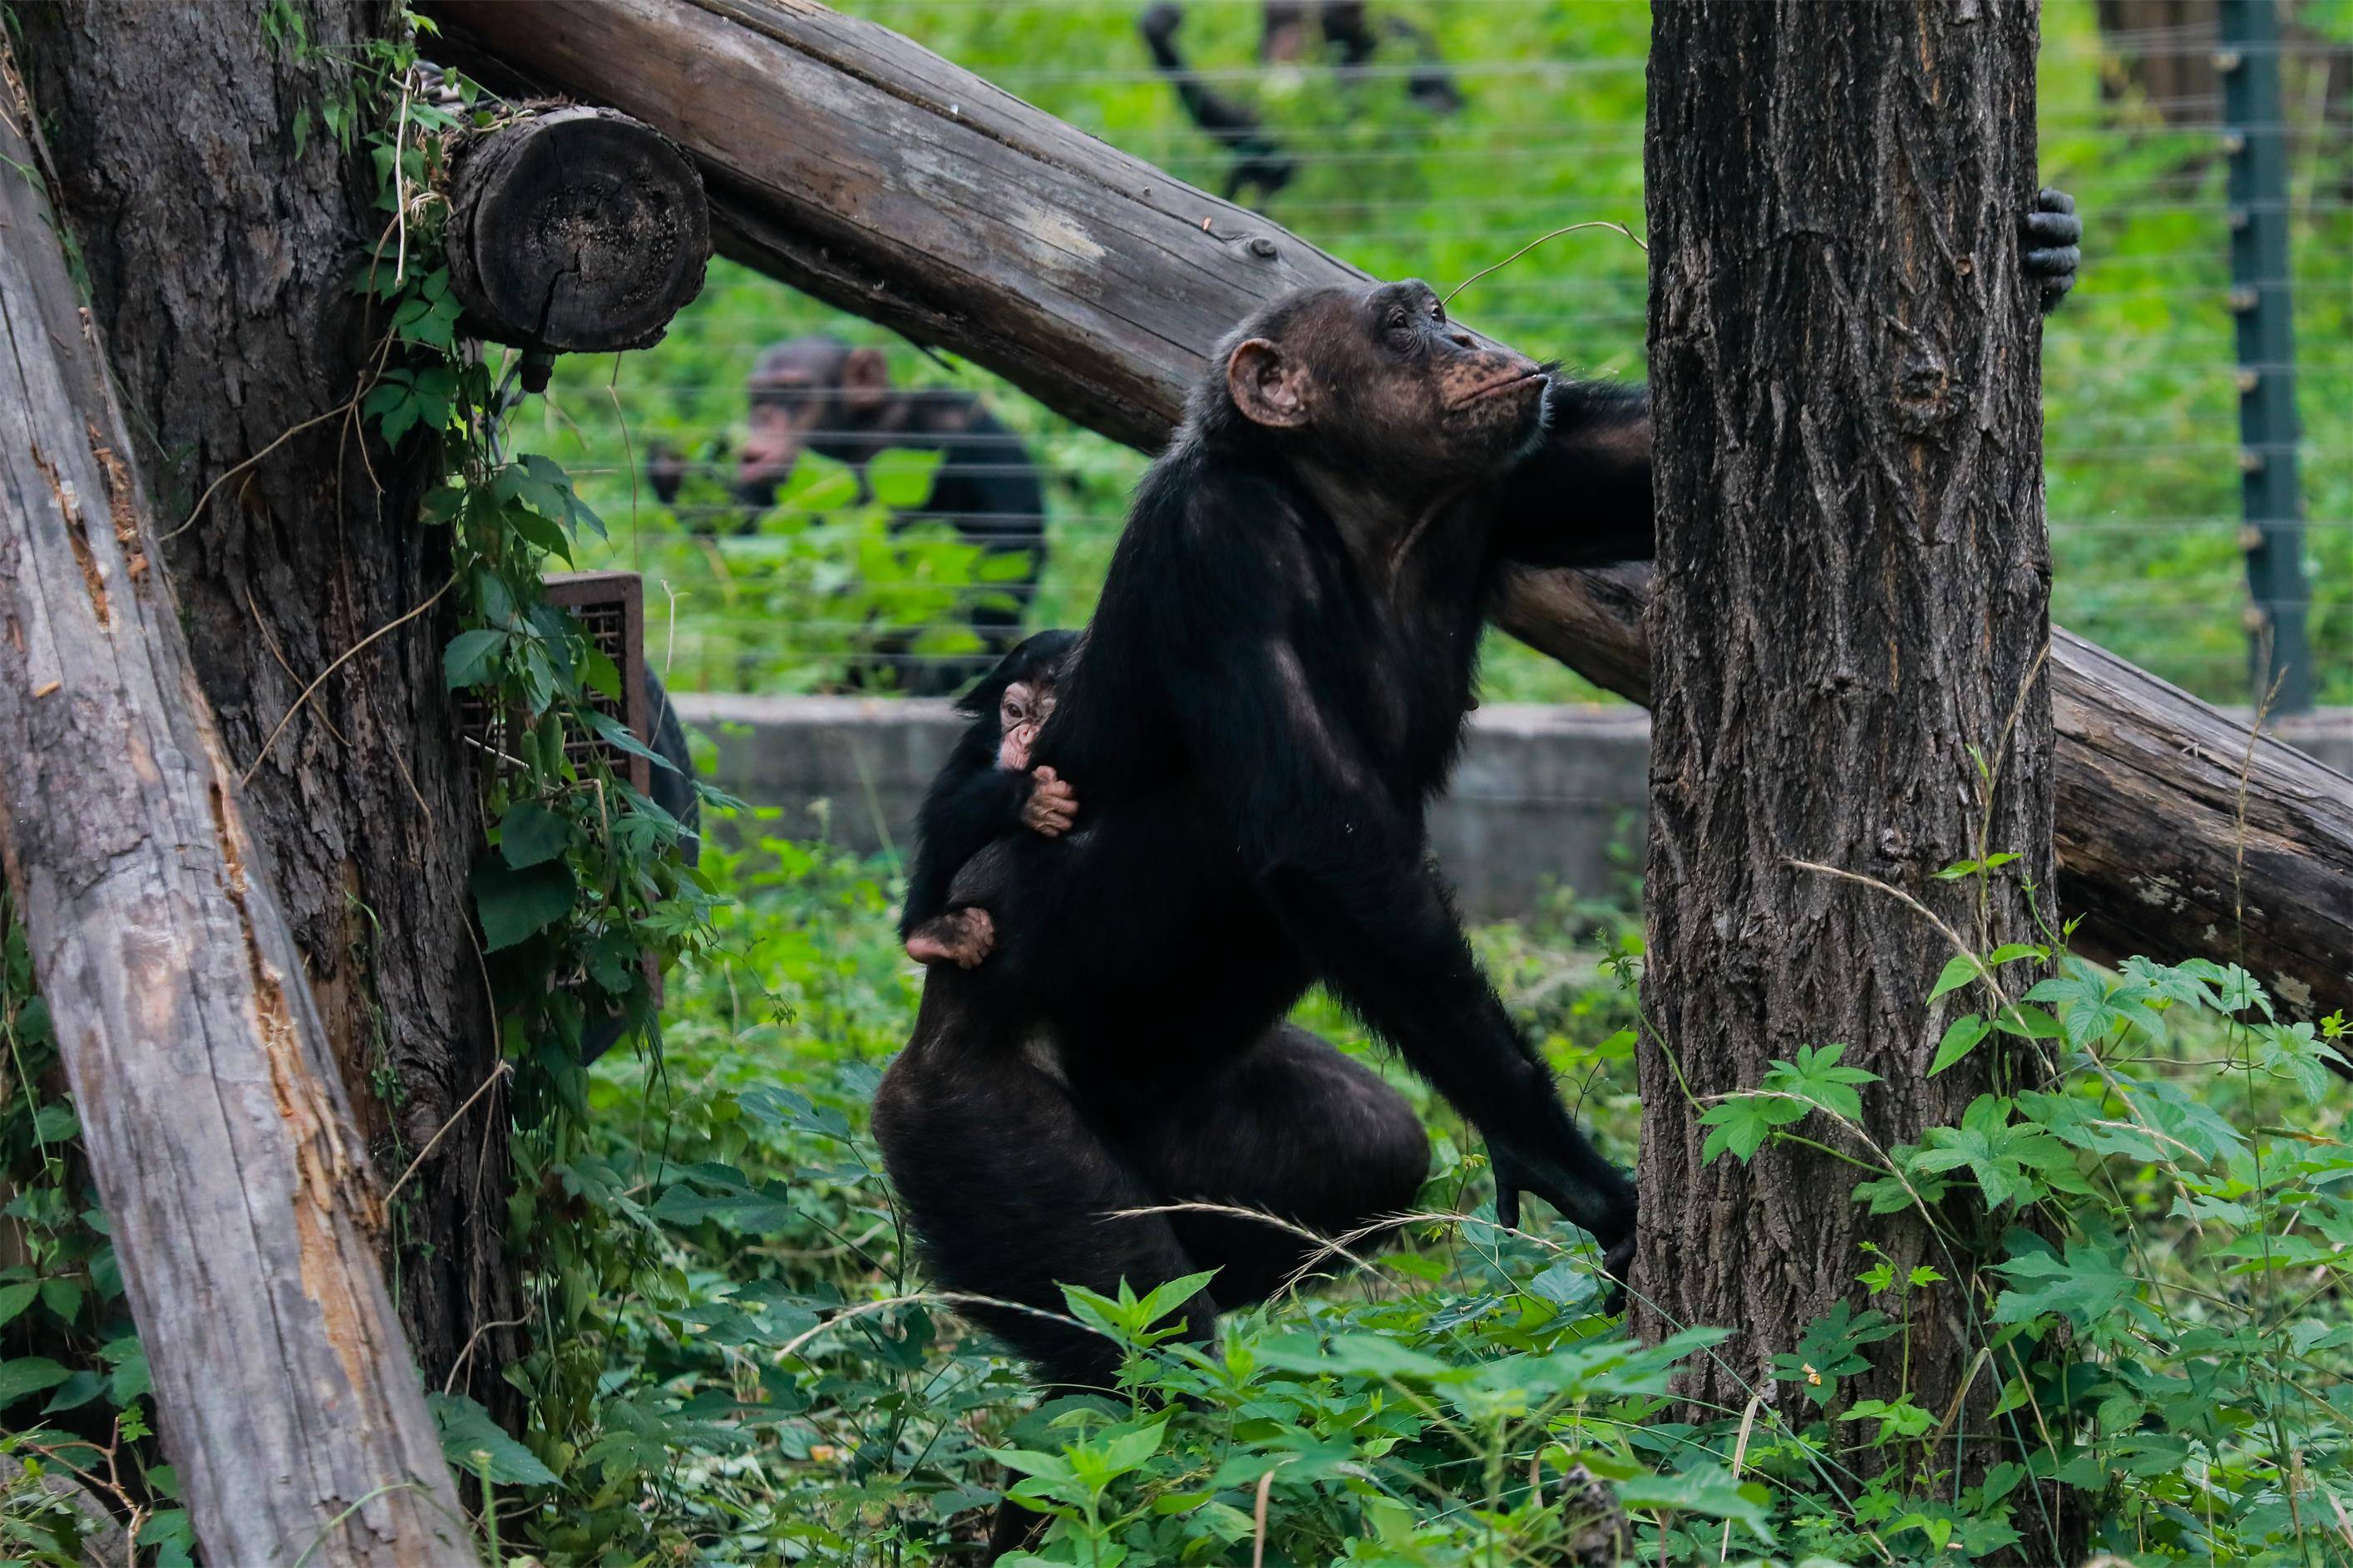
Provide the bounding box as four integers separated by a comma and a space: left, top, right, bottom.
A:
1139, 1, 1461, 203
648, 335, 1049, 694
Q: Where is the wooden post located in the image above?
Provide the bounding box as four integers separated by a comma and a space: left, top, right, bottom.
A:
422, 0, 2353, 1031
0, 67, 472, 1568
446, 105, 710, 365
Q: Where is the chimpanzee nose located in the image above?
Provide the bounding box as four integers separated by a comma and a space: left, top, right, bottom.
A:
1448, 329, 1475, 349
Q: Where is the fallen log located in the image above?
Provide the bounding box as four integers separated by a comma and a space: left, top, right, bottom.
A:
0, 62, 472, 1566
424, 0, 2353, 1027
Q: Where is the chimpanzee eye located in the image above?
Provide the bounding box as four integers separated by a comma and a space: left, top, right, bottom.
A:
1427, 297, 1445, 322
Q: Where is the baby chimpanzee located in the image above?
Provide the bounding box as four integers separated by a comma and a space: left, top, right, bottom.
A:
900, 630, 1082, 969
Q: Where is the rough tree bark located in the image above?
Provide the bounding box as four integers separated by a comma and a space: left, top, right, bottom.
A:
13, 2, 515, 1393
0, 57, 470, 1566
426, 0, 2353, 1033
1636, 0, 2059, 1532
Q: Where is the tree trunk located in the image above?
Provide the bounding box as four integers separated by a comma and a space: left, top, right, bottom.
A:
2092, 0, 2217, 121
1636, 0, 2059, 1516
427, 0, 2353, 1034
13, 2, 515, 1393
0, 59, 470, 1566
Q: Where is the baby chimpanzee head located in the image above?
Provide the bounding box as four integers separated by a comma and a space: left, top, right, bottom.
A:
1195, 280, 1551, 487
955, 629, 1079, 772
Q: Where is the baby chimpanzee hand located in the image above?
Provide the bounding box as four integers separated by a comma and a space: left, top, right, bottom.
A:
1023, 767, 1078, 836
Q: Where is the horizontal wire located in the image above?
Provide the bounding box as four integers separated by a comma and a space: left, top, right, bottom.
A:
970, 39, 2353, 87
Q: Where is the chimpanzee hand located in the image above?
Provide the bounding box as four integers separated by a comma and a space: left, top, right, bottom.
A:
2023, 188, 2081, 314
1023, 766, 1078, 836
1491, 1134, 1637, 1314
646, 441, 694, 506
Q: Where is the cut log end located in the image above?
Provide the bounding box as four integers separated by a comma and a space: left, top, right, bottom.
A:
446, 105, 709, 354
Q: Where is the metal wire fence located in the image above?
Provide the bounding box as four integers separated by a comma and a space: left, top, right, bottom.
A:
533, 0, 2352, 710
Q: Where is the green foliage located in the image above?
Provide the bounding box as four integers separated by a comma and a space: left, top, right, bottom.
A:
1702, 904, 2351, 1565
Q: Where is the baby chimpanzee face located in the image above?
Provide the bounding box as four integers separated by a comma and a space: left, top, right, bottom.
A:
998, 679, 1055, 772
1220, 280, 1549, 487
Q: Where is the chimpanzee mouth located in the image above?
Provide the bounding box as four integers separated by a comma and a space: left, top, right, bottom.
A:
1452, 367, 1546, 407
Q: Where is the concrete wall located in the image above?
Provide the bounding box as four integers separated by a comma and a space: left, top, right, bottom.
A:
675, 694, 2353, 920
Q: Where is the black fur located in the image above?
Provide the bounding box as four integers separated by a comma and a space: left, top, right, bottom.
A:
874, 280, 1643, 1395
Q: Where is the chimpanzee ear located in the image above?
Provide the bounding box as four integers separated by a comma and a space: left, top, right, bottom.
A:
1226, 338, 1312, 428
841, 346, 892, 412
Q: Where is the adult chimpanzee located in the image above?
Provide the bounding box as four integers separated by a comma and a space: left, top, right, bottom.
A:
647, 336, 1051, 694
874, 195, 2084, 1410
1139, 2, 1461, 204
900, 629, 1082, 970
873, 284, 1650, 1406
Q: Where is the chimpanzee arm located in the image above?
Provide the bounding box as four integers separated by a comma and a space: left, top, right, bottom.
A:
1162, 595, 1632, 1242
1486, 377, 1655, 570
901, 751, 1033, 938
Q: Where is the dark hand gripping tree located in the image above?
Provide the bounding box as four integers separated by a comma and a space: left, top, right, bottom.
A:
1636, 0, 2062, 1531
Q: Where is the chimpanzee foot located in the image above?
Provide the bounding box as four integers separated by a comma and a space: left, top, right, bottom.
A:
906, 907, 997, 969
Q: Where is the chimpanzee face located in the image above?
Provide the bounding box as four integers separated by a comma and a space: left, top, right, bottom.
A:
737, 339, 894, 496
1223, 281, 1548, 486
998, 679, 1055, 771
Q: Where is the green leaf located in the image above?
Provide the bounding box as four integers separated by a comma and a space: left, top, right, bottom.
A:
42, 1368, 106, 1414
1759, 1042, 1878, 1122
0, 1356, 73, 1410
1699, 1094, 1803, 1164
428, 1391, 560, 1487
1927, 954, 1982, 1003
1769, 1303, 1898, 1407
776, 451, 861, 515
1132, 1269, 1219, 1330
988, 1447, 1078, 1483
0, 1282, 36, 1329
867, 446, 944, 510
39, 1276, 81, 1324
587, 709, 679, 773
468, 858, 577, 951
1616, 1462, 1774, 1542
101, 1337, 149, 1406
442, 629, 506, 690
1930, 1014, 1990, 1076
1991, 1003, 2063, 1040
1093, 1422, 1167, 1475
1991, 1242, 2149, 1334
497, 802, 570, 869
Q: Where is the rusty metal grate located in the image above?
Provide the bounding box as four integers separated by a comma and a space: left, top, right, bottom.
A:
460, 570, 649, 794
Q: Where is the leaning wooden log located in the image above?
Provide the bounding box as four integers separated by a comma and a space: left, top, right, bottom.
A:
0, 65, 473, 1567
422, 0, 2353, 1029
